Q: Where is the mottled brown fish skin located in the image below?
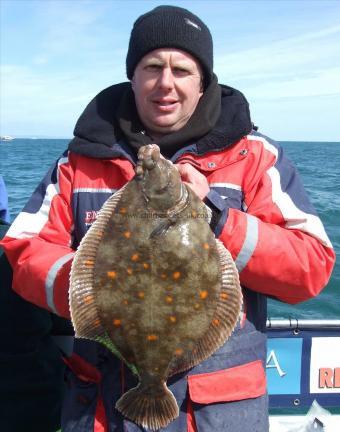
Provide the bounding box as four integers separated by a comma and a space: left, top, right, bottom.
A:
94, 181, 220, 379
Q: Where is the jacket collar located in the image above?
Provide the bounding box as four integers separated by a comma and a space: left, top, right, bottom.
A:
117, 75, 222, 159
68, 81, 252, 160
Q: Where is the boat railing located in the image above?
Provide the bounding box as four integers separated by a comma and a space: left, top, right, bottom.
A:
266, 319, 340, 330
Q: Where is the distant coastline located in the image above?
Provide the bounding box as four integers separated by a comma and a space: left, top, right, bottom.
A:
4, 137, 340, 144
3, 136, 72, 140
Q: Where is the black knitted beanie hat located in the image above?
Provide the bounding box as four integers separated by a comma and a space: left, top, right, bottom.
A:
126, 5, 213, 87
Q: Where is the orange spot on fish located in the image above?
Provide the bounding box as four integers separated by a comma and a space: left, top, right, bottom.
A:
124, 231, 131, 239
143, 263, 150, 269
220, 292, 228, 300
123, 299, 129, 306
84, 260, 94, 267
213, 319, 220, 326
119, 207, 127, 214
131, 253, 139, 262
93, 319, 100, 327
84, 295, 94, 304
191, 210, 197, 218
172, 271, 181, 280
169, 316, 177, 323
107, 271, 117, 279
165, 295, 173, 304
175, 348, 183, 356
200, 290, 208, 300
127, 267, 133, 275
138, 291, 145, 299
147, 334, 158, 341
203, 243, 210, 250
113, 319, 122, 327
161, 273, 167, 279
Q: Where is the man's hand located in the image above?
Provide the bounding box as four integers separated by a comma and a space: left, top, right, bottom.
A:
176, 163, 209, 200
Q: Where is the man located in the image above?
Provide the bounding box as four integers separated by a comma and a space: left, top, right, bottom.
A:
1, 6, 335, 432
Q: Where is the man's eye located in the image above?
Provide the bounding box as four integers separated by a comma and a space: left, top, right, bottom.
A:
174, 67, 190, 75
145, 64, 162, 71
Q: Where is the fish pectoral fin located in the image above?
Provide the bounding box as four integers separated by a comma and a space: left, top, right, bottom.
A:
149, 217, 177, 238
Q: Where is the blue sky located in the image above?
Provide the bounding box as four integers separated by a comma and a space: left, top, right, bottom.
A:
1, 0, 340, 141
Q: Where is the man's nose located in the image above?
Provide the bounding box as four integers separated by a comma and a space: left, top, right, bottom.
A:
157, 67, 175, 90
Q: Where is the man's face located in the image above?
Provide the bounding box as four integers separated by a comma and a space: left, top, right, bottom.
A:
132, 48, 203, 138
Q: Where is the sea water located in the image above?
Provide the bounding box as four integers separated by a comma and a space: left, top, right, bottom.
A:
1, 139, 339, 319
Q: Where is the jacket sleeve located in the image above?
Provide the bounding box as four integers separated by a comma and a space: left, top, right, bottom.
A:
209, 139, 335, 304
0, 152, 74, 318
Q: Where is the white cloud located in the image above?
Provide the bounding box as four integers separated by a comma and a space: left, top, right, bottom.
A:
244, 67, 340, 100
28, 0, 128, 68
251, 94, 340, 141
0, 62, 124, 136
213, 21, 340, 141
215, 23, 340, 100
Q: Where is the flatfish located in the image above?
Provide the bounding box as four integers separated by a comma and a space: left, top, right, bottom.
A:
69, 144, 242, 430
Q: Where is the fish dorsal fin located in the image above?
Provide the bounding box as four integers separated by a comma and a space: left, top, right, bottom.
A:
168, 239, 242, 376
69, 186, 126, 340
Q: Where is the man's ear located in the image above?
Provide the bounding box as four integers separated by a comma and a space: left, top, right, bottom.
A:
131, 77, 135, 92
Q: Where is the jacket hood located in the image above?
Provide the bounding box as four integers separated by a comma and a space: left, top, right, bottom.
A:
68, 82, 252, 160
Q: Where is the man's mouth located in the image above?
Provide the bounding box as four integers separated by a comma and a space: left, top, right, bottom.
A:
152, 99, 179, 111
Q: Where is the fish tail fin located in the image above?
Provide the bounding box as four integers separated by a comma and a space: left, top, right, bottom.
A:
115, 381, 179, 430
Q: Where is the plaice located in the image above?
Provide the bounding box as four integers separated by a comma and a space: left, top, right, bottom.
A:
69, 144, 242, 430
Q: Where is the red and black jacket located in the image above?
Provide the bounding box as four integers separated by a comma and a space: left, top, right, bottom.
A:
1, 83, 335, 431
